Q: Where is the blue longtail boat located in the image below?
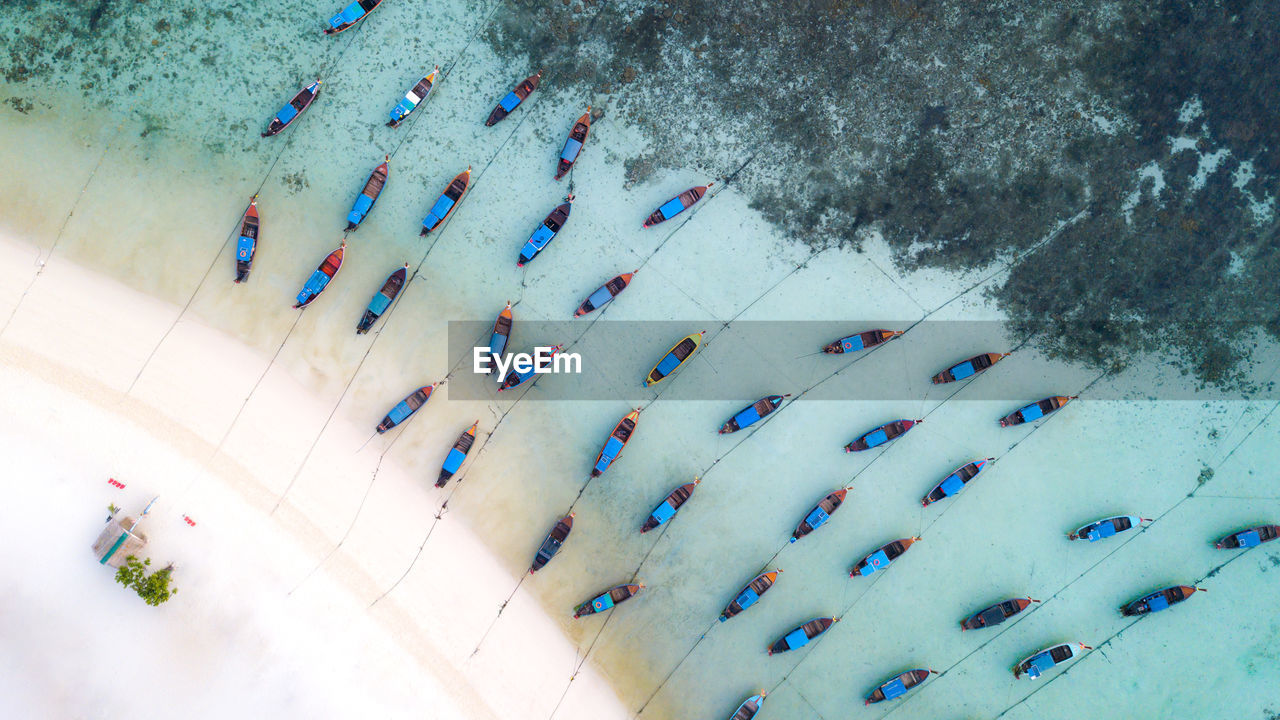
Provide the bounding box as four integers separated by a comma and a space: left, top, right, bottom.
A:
574, 583, 643, 618
850, 537, 919, 577
823, 328, 902, 354
436, 421, 478, 487
921, 458, 993, 506
517, 196, 573, 266
791, 488, 850, 542
555, 108, 591, 180
865, 669, 933, 704
479, 303, 513, 375
960, 597, 1038, 630
645, 331, 706, 386
498, 344, 563, 392
387, 67, 438, 128
592, 409, 639, 477
768, 617, 837, 655
932, 352, 1008, 383
574, 271, 635, 317
233, 196, 259, 283
999, 395, 1076, 426
293, 242, 344, 308
1216, 524, 1280, 549
486, 70, 541, 126
1014, 642, 1090, 679
1121, 585, 1202, 616
262, 80, 320, 137
1068, 514, 1149, 542
420, 167, 471, 235
726, 693, 766, 720
642, 183, 712, 228
720, 570, 781, 622
720, 394, 789, 434
530, 513, 573, 573
375, 384, 434, 433
356, 264, 409, 334
845, 419, 920, 452
345, 156, 389, 230
640, 478, 699, 533
324, 0, 382, 34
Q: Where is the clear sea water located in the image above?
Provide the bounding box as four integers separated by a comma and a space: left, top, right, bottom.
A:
2, 1, 1278, 718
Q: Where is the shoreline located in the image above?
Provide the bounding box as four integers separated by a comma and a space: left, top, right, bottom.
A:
0, 231, 629, 720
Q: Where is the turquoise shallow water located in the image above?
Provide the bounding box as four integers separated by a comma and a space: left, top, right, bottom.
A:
2, 2, 1280, 719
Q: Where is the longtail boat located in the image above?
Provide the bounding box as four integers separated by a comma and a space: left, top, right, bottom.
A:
486, 70, 542, 126
1068, 514, 1149, 542
720, 394, 789, 434
293, 241, 344, 308
1014, 642, 1090, 679
791, 488, 850, 543
324, 0, 382, 34
643, 184, 712, 228
641, 478, 700, 533
645, 331, 706, 386
376, 384, 434, 433
436, 421, 478, 488
356, 263, 409, 334
592, 409, 639, 477
517, 196, 573, 266
823, 329, 902, 354
850, 537, 920, 577
233, 196, 260, 283
573, 271, 635, 317
1216, 524, 1280, 549
845, 419, 920, 452
727, 693, 766, 720
574, 583, 643, 618
387, 67, 439, 128
530, 513, 573, 573
555, 108, 591, 180
480, 303, 513, 375
345, 156, 389, 230
499, 344, 563, 391
865, 669, 933, 704
262, 80, 320, 137
932, 352, 1009, 383
1121, 585, 1203, 616
420, 167, 472, 235
768, 617, 837, 655
720, 570, 781, 622
999, 395, 1076, 427
922, 458, 993, 506
960, 597, 1038, 630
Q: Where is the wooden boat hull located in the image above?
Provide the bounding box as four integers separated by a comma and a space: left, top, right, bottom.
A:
645, 331, 706, 386
643, 185, 710, 227
486, 71, 542, 126
376, 385, 434, 433
346, 159, 389, 230
357, 264, 409, 334
481, 303, 514, 375
824, 329, 902, 354
436, 421, 478, 487
1121, 585, 1199, 616
851, 537, 918, 577
1215, 524, 1280, 549
499, 345, 562, 391
530, 514, 574, 573
768, 617, 836, 655
518, 198, 573, 266
574, 583, 642, 617
574, 271, 634, 317
932, 352, 1008, 383
845, 419, 920, 452
922, 458, 992, 506
293, 243, 344, 308
324, 0, 382, 34
555, 109, 591, 180
388, 68, 438, 127
592, 409, 639, 477
727, 693, 765, 720
263, 80, 320, 137
791, 489, 849, 543
234, 198, 259, 283
720, 570, 780, 621
1000, 395, 1075, 427
640, 479, 699, 533
865, 669, 931, 704
960, 597, 1035, 630
1014, 642, 1088, 679
720, 395, 788, 434
421, 168, 472, 234
1068, 514, 1143, 542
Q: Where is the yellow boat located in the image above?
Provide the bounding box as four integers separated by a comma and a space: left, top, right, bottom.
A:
645, 331, 705, 386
